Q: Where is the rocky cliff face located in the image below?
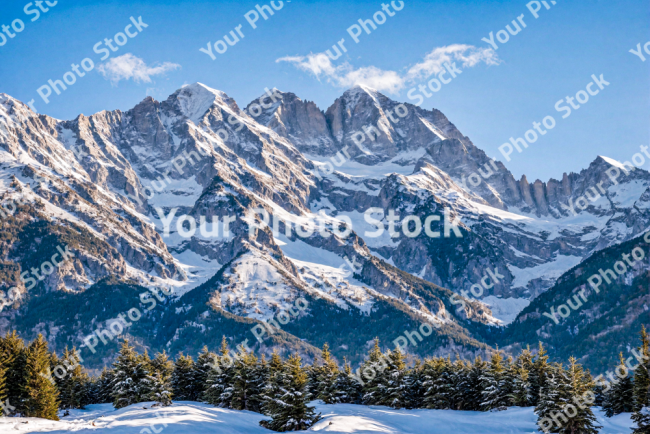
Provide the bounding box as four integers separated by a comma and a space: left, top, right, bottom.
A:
0, 83, 648, 366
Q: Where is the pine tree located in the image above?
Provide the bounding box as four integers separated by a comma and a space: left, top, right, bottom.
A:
422, 357, 448, 409
138, 350, 154, 400
461, 356, 486, 411
480, 350, 509, 410
510, 363, 532, 407
535, 359, 600, 434
148, 352, 173, 406
381, 348, 407, 408
517, 346, 535, 374
558, 357, 600, 434
203, 365, 226, 406
430, 357, 456, 410
230, 349, 261, 412
57, 347, 89, 410
313, 344, 339, 404
361, 339, 388, 406
0, 331, 27, 414
261, 351, 285, 416
633, 326, 650, 433
84, 376, 99, 405
450, 358, 471, 410
248, 354, 269, 413
259, 354, 321, 432
634, 326, 650, 410
203, 336, 236, 408
95, 368, 114, 404
402, 360, 425, 409
305, 363, 319, 399
603, 353, 635, 416
194, 346, 217, 399
502, 355, 517, 405
0, 355, 7, 406
148, 371, 172, 407
333, 359, 361, 404
530, 342, 551, 407
111, 340, 150, 408
22, 334, 59, 420
306, 355, 319, 400
151, 351, 174, 379
535, 362, 566, 433
431, 357, 456, 409
171, 353, 197, 401
49, 350, 63, 393
633, 408, 650, 434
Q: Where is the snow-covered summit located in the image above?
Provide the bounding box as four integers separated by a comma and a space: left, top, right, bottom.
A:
0, 93, 38, 123
171, 82, 233, 123
342, 84, 382, 108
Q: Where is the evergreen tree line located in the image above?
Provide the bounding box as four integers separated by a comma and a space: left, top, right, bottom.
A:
0, 328, 648, 433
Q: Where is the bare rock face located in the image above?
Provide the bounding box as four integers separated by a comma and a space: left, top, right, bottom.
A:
325, 86, 403, 162
519, 175, 534, 207
250, 91, 338, 156
532, 180, 549, 216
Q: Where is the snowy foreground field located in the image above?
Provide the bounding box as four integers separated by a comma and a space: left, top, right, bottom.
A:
0, 402, 634, 433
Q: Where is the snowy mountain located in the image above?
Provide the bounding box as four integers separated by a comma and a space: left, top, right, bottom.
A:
0, 83, 648, 369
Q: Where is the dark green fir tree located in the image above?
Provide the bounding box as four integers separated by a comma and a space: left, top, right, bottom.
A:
603, 353, 635, 417
333, 359, 361, 404
313, 343, 339, 404
57, 347, 89, 410
148, 352, 173, 406
0, 331, 27, 414
480, 350, 509, 411
111, 340, 150, 408
171, 353, 197, 401
23, 334, 59, 420
203, 336, 236, 408
259, 354, 321, 432
530, 342, 551, 407
633, 327, 650, 434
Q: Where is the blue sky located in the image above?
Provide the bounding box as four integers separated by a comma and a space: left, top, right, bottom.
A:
0, 0, 648, 181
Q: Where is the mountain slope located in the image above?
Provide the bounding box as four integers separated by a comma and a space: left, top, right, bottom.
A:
499, 229, 650, 372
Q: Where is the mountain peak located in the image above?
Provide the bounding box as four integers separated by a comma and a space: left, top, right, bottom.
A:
0, 93, 30, 110
346, 84, 379, 94
340, 84, 384, 112
251, 87, 292, 106
170, 82, 231, 123
584, 155, 647, 177
183, 82, 228, 97
0, 93, 38, 123
594, 155, 627, 169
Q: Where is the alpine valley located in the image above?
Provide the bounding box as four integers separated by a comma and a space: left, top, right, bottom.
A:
0, 83, 648, 372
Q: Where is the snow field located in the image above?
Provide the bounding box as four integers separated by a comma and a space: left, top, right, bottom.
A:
0, 402, 635, 434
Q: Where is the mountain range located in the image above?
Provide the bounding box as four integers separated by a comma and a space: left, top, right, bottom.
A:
0, 83, 647, 372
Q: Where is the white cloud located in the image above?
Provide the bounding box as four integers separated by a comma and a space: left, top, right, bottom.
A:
406, 44, 500, 81
277, 45, 500, 94
277, 53, 404, 94
335, 65, 404, 94
97, 54, 181, 85
277, 53, 338, 77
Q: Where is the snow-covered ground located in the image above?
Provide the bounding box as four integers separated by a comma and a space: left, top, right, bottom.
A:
0, 401, 635, 433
